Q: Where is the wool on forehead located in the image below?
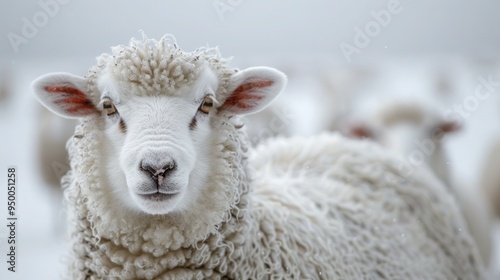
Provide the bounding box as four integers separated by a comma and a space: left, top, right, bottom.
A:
87, 34, 235, 98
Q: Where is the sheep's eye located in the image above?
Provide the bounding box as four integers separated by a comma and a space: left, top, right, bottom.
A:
103, 100, 117, 116
199, 96, 213, 114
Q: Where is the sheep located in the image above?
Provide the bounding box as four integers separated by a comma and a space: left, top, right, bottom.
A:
482, 138, 500, 219
0, 68, 12, 106
35, 105, 78, 236
341, 99, 459, 185
32, 35, 485, 279
340, 97, 493, 269
37, 105, 78, 188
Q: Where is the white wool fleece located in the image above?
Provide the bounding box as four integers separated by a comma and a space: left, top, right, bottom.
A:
64, 122, 484, 279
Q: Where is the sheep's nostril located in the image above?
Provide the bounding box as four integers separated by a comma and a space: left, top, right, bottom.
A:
140, 163, 157, 176
140, 161, 177, 186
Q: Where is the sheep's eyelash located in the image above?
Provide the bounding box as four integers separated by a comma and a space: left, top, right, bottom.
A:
197, 94, 219, 106
100, 96, 121, 106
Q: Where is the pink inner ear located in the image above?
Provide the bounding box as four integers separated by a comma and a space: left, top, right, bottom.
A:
439, 121, 461, 133
45, 86, 97, 114
224, 80, 273, 109
349, 124, 372, 139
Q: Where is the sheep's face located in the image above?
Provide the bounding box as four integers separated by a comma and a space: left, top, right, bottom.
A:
32, 63, 286, 215
96, 68, 220, 214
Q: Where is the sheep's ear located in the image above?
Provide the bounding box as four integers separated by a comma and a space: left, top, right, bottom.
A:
32, 73, 98, 119
347, 122, 374, 139
220, 67, 287, 115
438, 120, 461, 134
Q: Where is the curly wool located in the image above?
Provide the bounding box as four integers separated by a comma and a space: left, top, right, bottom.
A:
65, 116, 249, 279
61, 36, 484, 279
245, 133, 484, 279
64, 36, 247, 279
85, 34, 235, 103
64, 128, 484, 279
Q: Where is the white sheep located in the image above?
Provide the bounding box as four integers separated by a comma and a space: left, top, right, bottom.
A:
341, 97, 493, 268
341, 99, 460, 186
0, 69, 12, 106
32, 35, 484, 279
482, 138, 500, 219
35, 106, 78, 236
37, 106, 77, 189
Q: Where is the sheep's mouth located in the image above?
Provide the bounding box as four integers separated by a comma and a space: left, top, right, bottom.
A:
139, 192, 178, 202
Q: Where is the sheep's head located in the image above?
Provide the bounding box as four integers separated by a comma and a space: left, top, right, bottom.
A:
346, 102, 461, 146
32, 37, 286, 215
344, 101, 460, 182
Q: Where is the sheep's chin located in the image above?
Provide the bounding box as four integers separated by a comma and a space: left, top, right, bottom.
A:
130, 191, 184, 215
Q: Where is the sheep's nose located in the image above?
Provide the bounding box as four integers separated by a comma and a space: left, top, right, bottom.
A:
140, 161, 176, 186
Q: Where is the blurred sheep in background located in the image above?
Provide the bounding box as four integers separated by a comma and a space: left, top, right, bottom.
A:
324, 62, 494, 269
247, 60, 496, 271
334, 68, 462, 186
477, 58, 500, 224
0, 68, 12, 105
36, 105, 77, 235
482, 139, 500, 220
37, 106, 76, 188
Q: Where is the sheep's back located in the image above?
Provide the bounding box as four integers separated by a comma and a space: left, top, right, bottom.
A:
247, 133, 484, 279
